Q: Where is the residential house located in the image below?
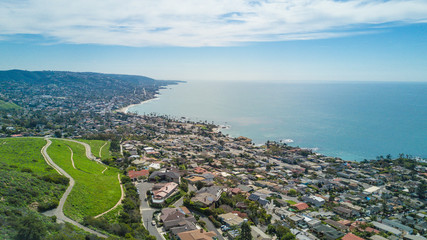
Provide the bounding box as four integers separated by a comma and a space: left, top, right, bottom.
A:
128, 169, 149, 181
333, 206, 353, 218
292, 202, 310, 211
152, 182, 178, 204
382, 219, 413, 234
218, 213, 245, 227
191, 186, 224, 207
371, 221, 402, 236
248, 189, 273, 207
251, 225, 272, 240
311, 224, 344, 240
160, 207, 197, 235
342, 233, 365, 240
302, 195, 325, 207
177, 229, 217, 240
149, 170, 181, 183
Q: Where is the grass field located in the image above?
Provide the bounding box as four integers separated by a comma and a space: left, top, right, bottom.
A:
47, 139, 122, 222
0, 100, 21, 111
0, 137, 55, 174
78, 139, 112, 160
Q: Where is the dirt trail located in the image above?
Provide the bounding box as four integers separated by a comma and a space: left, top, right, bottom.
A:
94, 174, 125, 219
40, 139, 108, 238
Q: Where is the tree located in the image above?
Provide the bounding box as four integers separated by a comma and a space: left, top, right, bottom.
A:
288, 189, 297, 197
14, 212, 47, 240
283, 232, 296, 240
417, 180, 427, 200
240, 221, 252, 240
195, 181, 206, 190
54, 130, 62, 138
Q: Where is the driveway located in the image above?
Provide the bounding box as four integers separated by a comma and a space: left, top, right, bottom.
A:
137, 182, 223, 240
200, 216, 225, 240
137, 182, 165, 240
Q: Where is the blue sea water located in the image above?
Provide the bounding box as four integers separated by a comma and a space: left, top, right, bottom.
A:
129, 81, 427, 161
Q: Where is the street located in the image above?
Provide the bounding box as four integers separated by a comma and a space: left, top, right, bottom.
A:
137, 182, 165, 240
137, 182, 224, 240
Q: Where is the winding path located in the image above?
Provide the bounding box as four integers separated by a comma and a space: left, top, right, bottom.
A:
67, 146, 76, 169
41, 138, 108, 238
99, 141, 108, 159
94, 174, 125, 219
60, 139, 104, 165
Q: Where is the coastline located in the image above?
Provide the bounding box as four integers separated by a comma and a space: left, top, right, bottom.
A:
116, 94, 159, 114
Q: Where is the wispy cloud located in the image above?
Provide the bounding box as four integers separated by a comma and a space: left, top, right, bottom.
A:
0, 0, 427, 47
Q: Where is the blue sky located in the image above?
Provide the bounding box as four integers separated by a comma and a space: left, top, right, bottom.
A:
1, 0, 427, 82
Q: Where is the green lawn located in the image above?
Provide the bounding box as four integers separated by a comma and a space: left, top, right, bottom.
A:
0, 137, 55, 174
78, 139, 111, 160
47, 139, 122, 222
286, 200, 297, 205
0, 100, 21, 111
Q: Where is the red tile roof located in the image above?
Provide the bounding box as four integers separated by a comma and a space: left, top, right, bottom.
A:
194, 167, 207, 174
293, 202, 309, 211
342, 233, 365, 240
128, 170, 149, 179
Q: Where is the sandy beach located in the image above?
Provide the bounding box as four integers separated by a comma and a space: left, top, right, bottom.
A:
116, 95, 159, 114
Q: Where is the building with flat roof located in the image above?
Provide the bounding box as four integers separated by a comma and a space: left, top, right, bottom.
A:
372, 221, 402, 236
218, 213, 245, 226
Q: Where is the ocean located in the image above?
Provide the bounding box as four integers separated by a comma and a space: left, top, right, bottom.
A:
129, 81, 427, 161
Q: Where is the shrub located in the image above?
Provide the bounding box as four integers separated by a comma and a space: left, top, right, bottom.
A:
38, 199, 59, 212
21, 168, 33, 173
40, 174, 69, 185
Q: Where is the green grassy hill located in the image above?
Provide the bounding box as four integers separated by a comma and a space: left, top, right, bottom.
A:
0, 138, 97, 240
0, 100, 21, 111
47, 139, 122, 222
79, 139, 112, 160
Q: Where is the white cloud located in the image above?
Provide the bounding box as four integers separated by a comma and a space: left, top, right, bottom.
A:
0, 0, 427, 47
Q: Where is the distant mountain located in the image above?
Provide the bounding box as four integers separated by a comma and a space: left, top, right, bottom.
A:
0, 69, 159, 86
0, 70, 177, 113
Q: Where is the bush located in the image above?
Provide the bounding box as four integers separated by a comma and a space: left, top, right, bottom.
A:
209, 215, 221, 228
40, 174, 69, 185
21, 168, 33, 173
165, 191, 184, 206
38, 199, 59, 212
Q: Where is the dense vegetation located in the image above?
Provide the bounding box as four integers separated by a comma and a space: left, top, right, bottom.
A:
0, 138, 53, 174
0, 138, 99, 240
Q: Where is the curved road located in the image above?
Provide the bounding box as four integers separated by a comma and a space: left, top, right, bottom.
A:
60, 138, 104, 164
41, 138, 108, 238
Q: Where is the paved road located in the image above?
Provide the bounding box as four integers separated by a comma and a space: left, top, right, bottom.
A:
41, 139, 108, 238
137, 182, 165, 240
137, 182, 223, 240
200, 215, 224, 240
60, 138, 104, 164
